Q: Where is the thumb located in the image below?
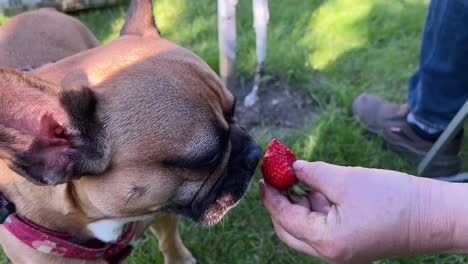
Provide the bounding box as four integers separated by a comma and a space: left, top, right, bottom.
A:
293, 160, 345, 201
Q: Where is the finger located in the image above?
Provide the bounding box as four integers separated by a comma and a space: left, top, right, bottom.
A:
271, 218, 321, 257
292, 195, 311, 209
292, 161, 347, 201
261, 180, 309, 217
278, 189, 309, 209
261, 180, 324, 241
308, 191, 330, 214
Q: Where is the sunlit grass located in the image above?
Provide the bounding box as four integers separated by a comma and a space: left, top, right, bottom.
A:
302, 0, 371, 70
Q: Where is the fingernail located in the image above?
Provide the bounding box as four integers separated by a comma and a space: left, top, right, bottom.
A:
292, 160, 306, 171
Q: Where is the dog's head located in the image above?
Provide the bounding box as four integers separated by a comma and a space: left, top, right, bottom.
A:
0, 0, 260, 225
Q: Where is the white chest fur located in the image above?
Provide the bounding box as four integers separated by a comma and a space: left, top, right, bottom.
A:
87, 214, 154, 243
86, 219, 132, 242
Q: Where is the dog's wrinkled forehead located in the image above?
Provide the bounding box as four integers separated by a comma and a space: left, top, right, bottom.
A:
99, 49, 234, 163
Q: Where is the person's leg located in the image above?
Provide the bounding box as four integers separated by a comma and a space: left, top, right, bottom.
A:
352, 0, 467, 177
407, 0, 468, 139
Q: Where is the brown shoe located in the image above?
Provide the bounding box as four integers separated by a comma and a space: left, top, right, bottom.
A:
352, 93, 462, 177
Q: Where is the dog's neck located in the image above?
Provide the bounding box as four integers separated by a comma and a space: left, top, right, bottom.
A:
0, 158, 92, 238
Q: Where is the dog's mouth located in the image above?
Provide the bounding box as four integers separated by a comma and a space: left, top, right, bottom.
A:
175, 127, 261, 225
188, 169, 254, 226
198, 193, 239, 225
185, 156, 258, 225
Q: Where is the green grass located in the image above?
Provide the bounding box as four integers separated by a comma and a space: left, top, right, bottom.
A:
1, 0, 468, 263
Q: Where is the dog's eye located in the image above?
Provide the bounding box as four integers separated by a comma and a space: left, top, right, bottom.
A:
163, 150, 223, 172
195, 151, 223, 171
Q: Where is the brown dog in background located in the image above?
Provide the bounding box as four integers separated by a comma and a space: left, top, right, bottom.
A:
0, 1, 261, 263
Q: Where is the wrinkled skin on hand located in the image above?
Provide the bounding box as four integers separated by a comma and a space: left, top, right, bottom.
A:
261, 160, 454, 264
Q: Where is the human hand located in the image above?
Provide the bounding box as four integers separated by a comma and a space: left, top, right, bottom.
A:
260, 161, 452, 263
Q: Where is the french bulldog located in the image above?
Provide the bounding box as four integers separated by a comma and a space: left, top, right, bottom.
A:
0, 1, 261, 263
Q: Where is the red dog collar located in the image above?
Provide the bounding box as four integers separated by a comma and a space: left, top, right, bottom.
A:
0, 192, 136, 263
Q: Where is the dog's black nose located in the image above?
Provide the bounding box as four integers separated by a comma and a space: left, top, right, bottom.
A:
229, 125, 262, 172
244, 143, 261, 171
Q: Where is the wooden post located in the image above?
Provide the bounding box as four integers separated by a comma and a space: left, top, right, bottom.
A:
218, 0, 238, 89
244, 0, 269, 107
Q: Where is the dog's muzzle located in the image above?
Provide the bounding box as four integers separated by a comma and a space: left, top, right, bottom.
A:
184, 125, 261, 225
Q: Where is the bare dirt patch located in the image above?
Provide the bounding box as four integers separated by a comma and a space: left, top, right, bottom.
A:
233, 78, 319, 139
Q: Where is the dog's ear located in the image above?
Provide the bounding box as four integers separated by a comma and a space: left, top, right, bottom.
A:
120, 0, 160, 37
0, 69, 108, 185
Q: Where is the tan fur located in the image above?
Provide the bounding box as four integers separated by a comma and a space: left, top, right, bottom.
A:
0, 3, 257, 264
0, 8, 99, 68
151, 214, 195, 264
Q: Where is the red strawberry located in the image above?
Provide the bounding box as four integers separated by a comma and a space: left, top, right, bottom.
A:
261, 139, 297, 189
